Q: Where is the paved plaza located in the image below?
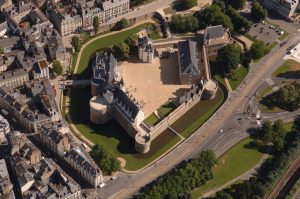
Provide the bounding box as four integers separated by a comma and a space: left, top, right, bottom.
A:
121, 52, 190, 117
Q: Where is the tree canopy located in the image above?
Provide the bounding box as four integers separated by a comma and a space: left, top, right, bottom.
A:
113, 18, 129, 31
217, 44, 242, 74
260, 120, 286, 153
71, 36, 81, 53
93, 16, 100, 34
250, 41, 268, 59
52, 60, 63, 76
196, 4, 233, 31
251, 2, 267, 22
182, 0, 197, 9
170, 14, 199, 33
136, 150, 217, 199
90, 144, 120, 175
222, 0, 246, 10
266, 82, 300, 111
226, 6, 251, 34
112, 42, 130, 60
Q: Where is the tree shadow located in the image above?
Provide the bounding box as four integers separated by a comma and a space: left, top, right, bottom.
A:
276, 70, 300, 79
159, 52, 182, 85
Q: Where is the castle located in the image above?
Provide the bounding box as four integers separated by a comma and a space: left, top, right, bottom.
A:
89, 25, 231, 153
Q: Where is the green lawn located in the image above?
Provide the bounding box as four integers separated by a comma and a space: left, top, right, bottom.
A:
71, 53, 78, 73
259, 104, 284, 113
171, 88, 225, 138
157, 101, 177, 117
144, 113, 161, 126
190, 138, 265, 198
272, 59, 300, 77
268, 41, 278, 51
75, 23, 157, 75
68, 88, 181, 171
148, 23, 163, 40
284, 121, 294, 132
228, 66, 249, 90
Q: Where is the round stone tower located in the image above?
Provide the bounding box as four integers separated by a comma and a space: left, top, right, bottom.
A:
135, 134, 151, 153
90, 96, 111, 124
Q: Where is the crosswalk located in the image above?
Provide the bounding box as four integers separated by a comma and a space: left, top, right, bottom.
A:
265, 78, 280, 92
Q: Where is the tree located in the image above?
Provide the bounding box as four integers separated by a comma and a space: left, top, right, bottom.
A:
223, 0, 246, 10
52, 60, 63, 76
217, 44, 242, 74
0, 48, 4, 54
226, 6, 251, 34
136, 150, 217, 198
182, 0, 197, 9
273, 137, 285, 153
170, 15, 199, 33
261, 121, 273, 142
112, 42, 130, 60
250, 41, 268, 60
113, 18, 129, 31
251, 2, 267, 22
196, 4, 233, 31
268, 82, 300, 111
71, 36, 81, 53
93, 16, 99, 34
90, 144, 120, 175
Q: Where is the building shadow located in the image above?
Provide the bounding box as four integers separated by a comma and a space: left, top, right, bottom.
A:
160, 52, 182, 85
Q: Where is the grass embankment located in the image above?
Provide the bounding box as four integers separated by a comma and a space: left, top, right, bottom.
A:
272, 59, 300, 77
228, 66, 248, 90
68, 88, 181, 171
74, 23, 159, 75
190, 138, 265, 198
171, 88, 225, 138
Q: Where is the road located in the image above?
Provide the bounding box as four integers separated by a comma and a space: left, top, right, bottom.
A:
87, 25, 300, 199
267, 154, 300, 199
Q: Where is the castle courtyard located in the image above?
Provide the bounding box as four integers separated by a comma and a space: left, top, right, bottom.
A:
121, 51, 190, 117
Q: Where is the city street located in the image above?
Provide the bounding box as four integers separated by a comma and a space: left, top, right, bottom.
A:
84, 19, 300, 199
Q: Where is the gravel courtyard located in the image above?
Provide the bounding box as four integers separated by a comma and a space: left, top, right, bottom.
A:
121, 52, 190, 117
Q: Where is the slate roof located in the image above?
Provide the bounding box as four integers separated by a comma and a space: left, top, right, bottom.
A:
178, 40, 200, 75
204, 25, 225, 42
91, 52, 116, 94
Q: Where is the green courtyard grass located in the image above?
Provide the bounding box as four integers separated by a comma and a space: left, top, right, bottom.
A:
272, 59, 300, 77
190, 138, 265, 198
228, 66, 248, 90
157, 101, 177, 117
67, 88, 181, 171
75, 23, 157, 75
144, 113, 160, 126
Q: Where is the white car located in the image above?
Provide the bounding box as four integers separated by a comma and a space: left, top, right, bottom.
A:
99, 183, 106, 188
